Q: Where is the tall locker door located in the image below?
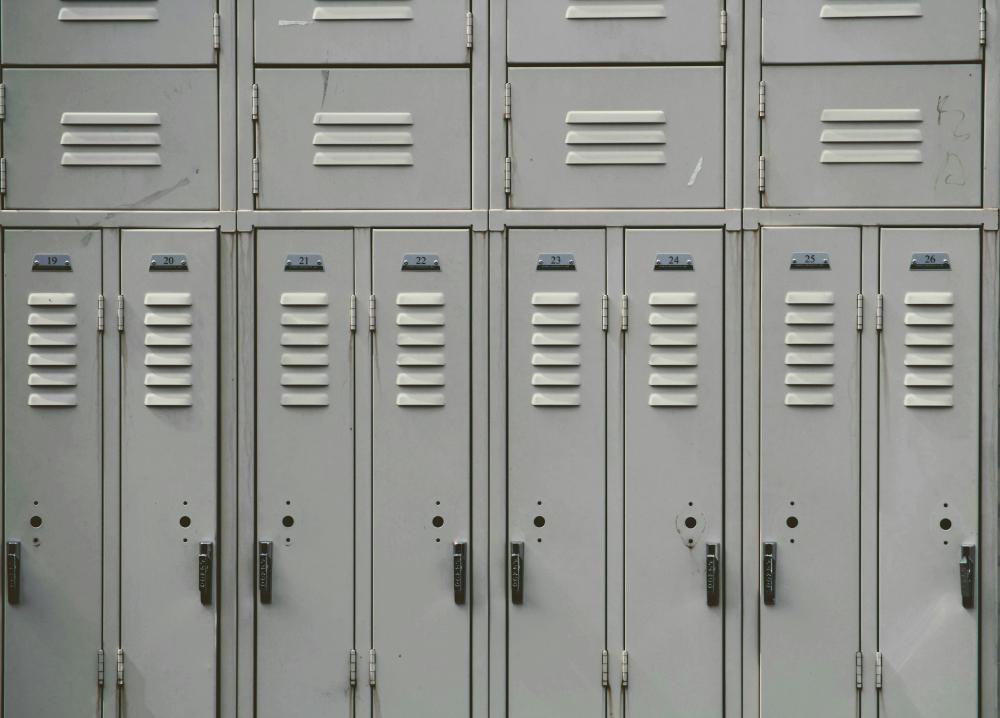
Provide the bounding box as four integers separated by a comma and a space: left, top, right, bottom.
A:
507, 230, 606, 718
3, 231, 104, 716
623, 230, 724, 717
371, 229, 471, 716
120, 230, 218, 717
255, 231, 356, 717
878, 229, 980, 718
759, 228, 861, 718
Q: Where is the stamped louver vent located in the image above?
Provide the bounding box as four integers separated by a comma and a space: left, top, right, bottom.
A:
783, 291, 836, 406
647, 292, 699, 407
530, 292, 582, 407
312, 112, 414, 167
564, 110, 666, 166
143, 292, 194, 407
820, 1, 923, 18
60, 112, 162, 167
312, 0, 414, 20
26, 292, 79, 408
565, 0, 666, 19
819, 108, 923, 165
903, 291, 955, 408
279, 292, 331, 407
396, 292, 446, 407
58, 0, 159, 21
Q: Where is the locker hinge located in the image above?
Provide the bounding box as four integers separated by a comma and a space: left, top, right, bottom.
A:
116, 648, 125, 687
601, 294, 609, 332
349, 649, 358, 687
875, 293, 884, 332
856, 293, 863, 332
504, 157, 512, 195
0, 83, 6, 121
621, 650, 629, 688
368, 295, 376, 332
757, 156, 765, 193
758, 81, 766, 118
0, 157, 7, 195
465, 12, 474, 49
601, 649, 609, 688
97, 294, 106, 333
251, 83, 260, 121
252, 157, 260, 196
349, 294, 357, 332
720, 10, 728, 47
212, 12, 221, 50
504, 82, 512, 120
874, 652, 883, 690
621, 294, 629, 332
368, 649, 377, 687
855, 651, 863, 690
97, 649, 106, 687
980, 8, 987, 46
116, 295, 125, 332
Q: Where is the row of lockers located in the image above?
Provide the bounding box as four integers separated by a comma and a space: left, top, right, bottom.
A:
2, 226, 985, 717
0, 0, 989, 64
0, 64, 985, 209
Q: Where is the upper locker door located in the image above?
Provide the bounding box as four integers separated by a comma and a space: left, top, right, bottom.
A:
623, 230, 724, 717
371, 230, 471, 716
2, 0, 217, 65
762, 0, 983, 63
121, 230, 218, 718
507, 230, 606, 718
508, 67, 724, 209
255, 69, 470, 210
3, 231, 103, 717
507, 0, 722, 63
255, 0, 469, 64
761, 65, 982, 208
759, 228, 861, 718
878, 229, 980, 718
256, 231, 356, 718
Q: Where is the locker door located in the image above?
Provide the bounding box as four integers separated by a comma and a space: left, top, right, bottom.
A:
762, 0, 982, 63
878, 229, 980, 718
3, 231, 103, 716
623, 230, 723, 717
255, 231, 356, 717
255, 69, 470, 210
761, 65, 982, 208
759, 228, 861, 718
371, 229, 471, 716
507, 0, 722, 63
508, 67, 723, 209
2, 0, 217, 65
121, 230, 218, 717
507, 230, 606, 718
255, 0, 469, 64
3, 69, 219, 210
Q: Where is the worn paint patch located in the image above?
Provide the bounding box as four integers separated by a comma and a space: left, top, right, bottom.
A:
278, 19, 313, 26
687, 156, 704, 187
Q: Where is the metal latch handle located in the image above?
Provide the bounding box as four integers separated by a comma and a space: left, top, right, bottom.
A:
258, 541, 273, 604
198, 542, 214, 606
453, 542, 467, 605
960, 544, 976, 609
763, 542, 777, 606
510, 542, 525, 605
706, 543, 721, 607
6, 540, 20, 605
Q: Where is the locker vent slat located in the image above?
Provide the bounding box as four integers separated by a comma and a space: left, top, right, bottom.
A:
312, 0, 414, 21
903, 291, 955, 408
819, 107, 923, 165
143, 292, 195, 407
647, 291, 699, 407
783, 290, 835, 406
58, 0, 159, 22
60, 112, 162, 167
564, 110, 667, 166
820, 2, 923, 19
313, 112, 414, 167
531, 291, 581, 407
396, 292, 446, 407
279, 292, 330, 407
26, 293, 79, 407
565, 0, 666, 19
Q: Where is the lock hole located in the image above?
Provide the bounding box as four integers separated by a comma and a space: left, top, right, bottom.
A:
282, 515, 295, 528
786, 516, 799, 529
179, 515, 191, 528
432, 515, 445, 528
684, 516, 697, 529
29, 515, 42, 529
940, 518, 952, 531
533, 516, 546, 528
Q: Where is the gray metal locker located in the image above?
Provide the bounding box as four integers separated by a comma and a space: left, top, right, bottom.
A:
255, 231, 356, 717
507, 67, 724, 209
2, 0, 218, 65
3, 230, 104, 717
120, 230, 218, 718
255, 69, 470, 210
762, 0, 983, 63
623, 229, 724, 718
254, 0, 469, 64
370, 230, 471, 715
2, 70, 219, 210
761, 65, 982, 208
507, 229, 607, 718
507, 0, 722, 63
878, 229, 980, 718
759, 228, 861, 718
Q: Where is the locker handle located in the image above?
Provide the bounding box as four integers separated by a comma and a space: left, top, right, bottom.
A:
706, 543, 721, 607
510, 542, 525, 605
6, 540, 20, 605
258, 541, 273, 605
763, 542, 777, 606
198, 541, 214, 606
453, 542, 467, 605
960, 544, 976, 609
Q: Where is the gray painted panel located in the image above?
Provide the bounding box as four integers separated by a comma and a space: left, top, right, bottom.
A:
255, 230, 355, 718
3, 230, 103, 717
763, 0, 982, 63
760, 227, 861, 718
2, 0, 216, 65
507, 229, 606, 718
878, 229, 979, 718
255, 69, 470, 210
121, 230, 218, 718
371, 229, 471, 715
508, 0, 721, 63
509, 67, 724, 209
255, 0, 468, 64
623, 229, 723, 717
762, 65, 982, 208
3, 70, 219, 210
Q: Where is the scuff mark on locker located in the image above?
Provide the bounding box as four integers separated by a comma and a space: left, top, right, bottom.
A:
687, 157, 704, 187
119, 177, 191, 209
320, 70, 331, 106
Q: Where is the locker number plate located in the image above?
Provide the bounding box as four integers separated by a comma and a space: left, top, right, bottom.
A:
537, 253, 576, 270
910, 252, 951, 270
401, 254, 441, 271
149, 254, 188, 271
790, 252, 830, 269
31, 254, 72, 271
285, 254, 325, 271
655, 253, 694, 270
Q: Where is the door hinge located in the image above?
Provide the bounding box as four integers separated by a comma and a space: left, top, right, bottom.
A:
368, 649, 377, 687
720, 10, 728, 47
874, 652, 883, 690
0, 157, 7, 195
213, 12, 221, 50
116, 648, 125, 687
601, 649, 609, 688
875, 293, 884, 332
0, 83, 6, 121
252, 157, 260, 196
97, 295, 106, 333
758, 81, 766, 118
856, 293, 863, 332
855, 651, 863, 689
116, 295, 125, 332
621, 650, 629, 688
621, 294, 629, 332
504, 82, 512, 120
349, 295, 357, 332
251, 83, 260, 121
601, 294, 609, 332
980, 8, 987, 46
349, 649, 358, 687
757, 156, 766, 193
504, 157, 512, 195
97, 649, 106, 687
465, 12, 474, 49
368, 295, 376, 332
